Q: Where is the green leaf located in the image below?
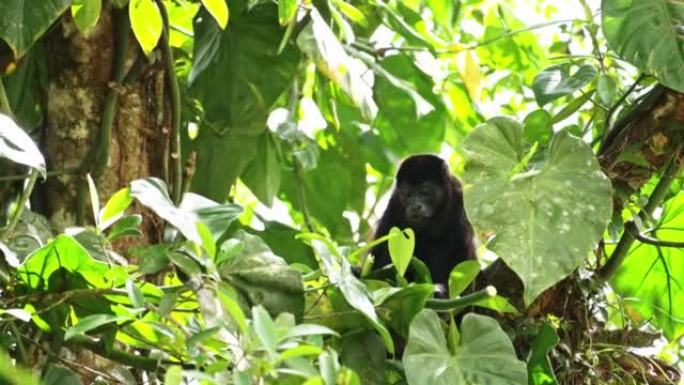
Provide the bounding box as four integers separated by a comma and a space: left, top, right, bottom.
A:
99, 187, 134, 230
597, 74, 617, 105
330, 0, 368, 27
278, 0, 297, 26
129, 0, 163, 55
0, 0, 70, 58
43, 364, 83, 385
376, 284, 433, 337
462, 118, 612, 305
611, 193, 684, 340
189, 4, 299, 200
474, 295, 519, 314
17, 235, 124, 290
307, 237, 394, 353
107, 214, 143, 242
426, 0, 454, 31
523, 109, 553, 147
297, 7, 377, 120
527, 322, 559, 385
340, 332, 386, 385
374, 54, 446, 155
532, 63, 597, 106
403, 310, 527, 385
126, 279, 145, 309
71, 0, 102, 33
164, 366, 183, 385
253, 305, 278, 356
448, 260, 481, 298
168, 250, 202, 277
201, 0, 229, 29
242, 133, 282, 206
0, 113, 46, 177
130, 178, 201, 243
219, 231, 305, 319
180, 193, 242, 240
550, 91, 593, 124
602, 0, 684, 92
64, 314, 130, 341
388, 227, 414, 277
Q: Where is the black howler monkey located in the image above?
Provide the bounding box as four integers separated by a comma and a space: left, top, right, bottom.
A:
371, 154, 476, 288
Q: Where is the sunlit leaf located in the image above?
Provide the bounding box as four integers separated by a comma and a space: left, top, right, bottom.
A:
388, 227, 414, 277
201, 0, 229, 28
129, 0, 163, 54
532, 63, 597, 106
462, 117, 612, 305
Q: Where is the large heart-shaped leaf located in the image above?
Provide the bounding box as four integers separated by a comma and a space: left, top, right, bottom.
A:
462, 117, 612, 305
189, 4, 299, 200
403, 310, 527, 385
602, 0, 684, 92
611, 193, 684, 341
0, 0, 70, 58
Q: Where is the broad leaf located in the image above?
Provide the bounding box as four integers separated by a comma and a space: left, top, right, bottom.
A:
305, 235, 394, 353
71, 0, 102, 33
17, 235, 124, 290
0, 113, 46, 176
297, 7, 377, 120
189, 4, 299, 200
611, 193, 684, 340
201, 0, 228, 28
0, 0, 70, 58
130, 178, 201, 243
602, 0, 684, 92
129, 0, 162, 54
388, 227, 414, 277
528, 322, 559, 385
253, 305, 278, 356
242, 133, 282, 206
462, 117, 612, 305
403, 310, 527, 385
532, 63, 597, 106
340, 331, 386, 385
219, 231, 305, 319
64, 314, 130, 341
448, 260, 481, 298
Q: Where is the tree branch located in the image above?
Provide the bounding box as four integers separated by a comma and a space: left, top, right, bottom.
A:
626, 221, 684, 248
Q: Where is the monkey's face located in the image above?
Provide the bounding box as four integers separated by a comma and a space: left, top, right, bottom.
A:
396, 181, 445, 228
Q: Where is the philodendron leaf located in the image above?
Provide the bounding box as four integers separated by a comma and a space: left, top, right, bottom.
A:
403, 310, 527, 385
603, 0, 684, 92
0, 0, 71, 58
462, 117, 612, 305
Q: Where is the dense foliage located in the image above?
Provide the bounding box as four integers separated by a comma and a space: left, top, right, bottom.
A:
1, 0, 684, 384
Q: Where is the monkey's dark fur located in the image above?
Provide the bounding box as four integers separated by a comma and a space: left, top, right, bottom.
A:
371, 154, 476, 287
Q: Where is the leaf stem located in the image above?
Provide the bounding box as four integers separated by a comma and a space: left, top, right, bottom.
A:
0, 76, 11, 116
425, 286, 497, 311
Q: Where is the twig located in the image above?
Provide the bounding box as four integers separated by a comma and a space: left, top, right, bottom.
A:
76, 9, 130, 224
156, 0, 183, 204
0, 168, 78, 182
599, 74, 645, 152
1, 169, 39, 243
425, 286, 497, 311
597, 152, 683, 282
626, 221, 684, 248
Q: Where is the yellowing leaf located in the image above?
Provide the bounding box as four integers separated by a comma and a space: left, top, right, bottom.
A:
129, 0, 163, 54
463, 50, 482, 101
201, 0, 229, 29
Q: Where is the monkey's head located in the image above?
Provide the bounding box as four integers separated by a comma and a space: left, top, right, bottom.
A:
393, 154, 454, 229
